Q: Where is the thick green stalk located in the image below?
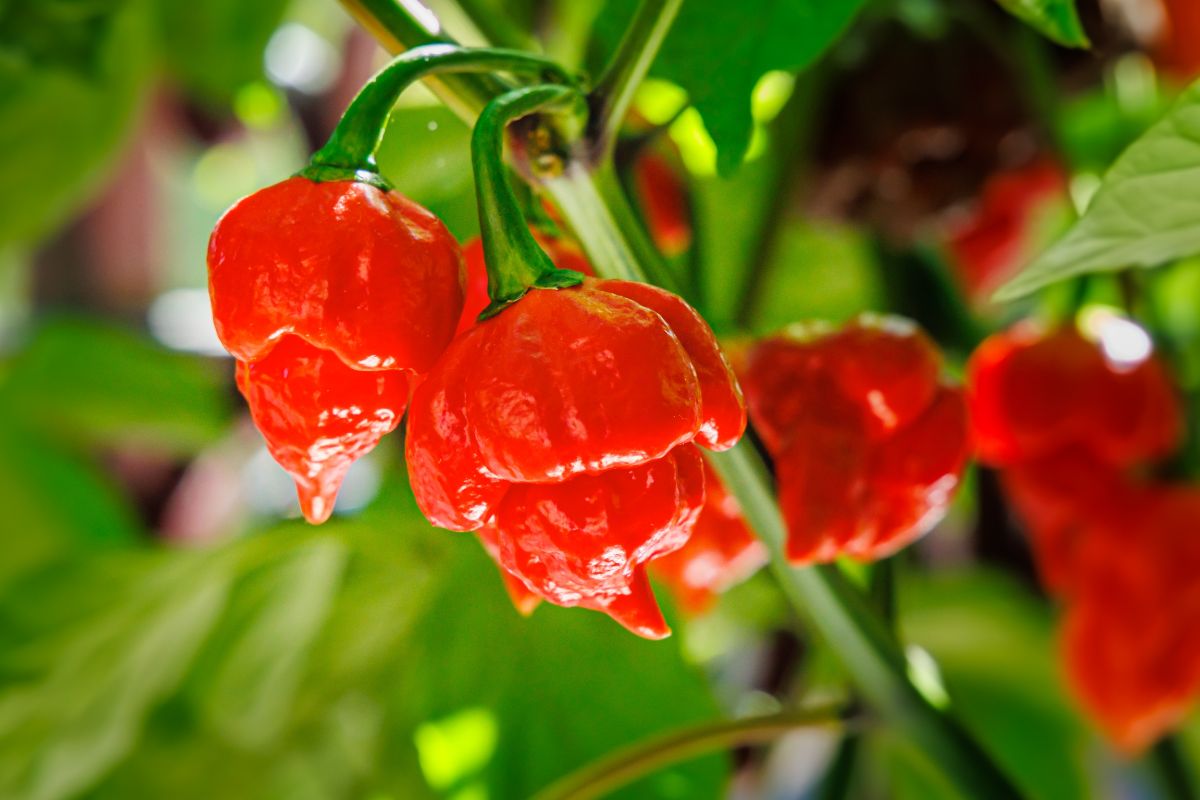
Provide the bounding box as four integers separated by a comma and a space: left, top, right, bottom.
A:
339, 2, 1025, 797
308, 45, 571, 175
586, 0, 683, 159
531, 705, 849, 800
471, 85, 587, 316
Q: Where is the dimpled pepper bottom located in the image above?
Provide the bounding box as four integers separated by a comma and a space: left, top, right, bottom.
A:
236, 334, 410, 524
478, 444, 707, 639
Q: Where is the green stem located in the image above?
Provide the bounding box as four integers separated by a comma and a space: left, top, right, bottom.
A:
531, 705, 850, 800
707, 443, 1023, 800
338, 0, 503, 117
587, 0, 684, 160
307, 45, 572, 176
1148, 736, 1198, 800
472, 85, 587, 316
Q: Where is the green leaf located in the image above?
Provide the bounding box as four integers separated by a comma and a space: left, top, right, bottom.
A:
994, 0, 1089, 49
0, 552, 233, 800
0, 476, 727, 799
403, 538, 728, 800
0, 0, 151, 246
899, 569, 1093, 800
149, 0, 290, 107
0, 420, 140, 584
188, 539, 348, 749
610, 0, 865, 176
0, 318, 232, 454
996, 80, 1200, 300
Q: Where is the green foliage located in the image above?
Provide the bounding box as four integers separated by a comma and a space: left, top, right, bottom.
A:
150, 0, 290, 107
0, 0, 150, 246
600, 0, 865, 177
0, 318, 232, 454
0, 476, 727, 800
899, 569, 1093, 800
993, 0, 1089, 48
998, 80, 1200, 300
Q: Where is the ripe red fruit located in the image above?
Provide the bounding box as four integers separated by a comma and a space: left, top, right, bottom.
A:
406, 277, 745, 637
944, 160, 1066, 301
208, 176, 464, 522
967, 323, 1181, 468
740, 315, 968, 564
633, 150, 692, 257
1062, 486, 1200, 753
1156, 0, 1200, 80
651, 460, 767, 613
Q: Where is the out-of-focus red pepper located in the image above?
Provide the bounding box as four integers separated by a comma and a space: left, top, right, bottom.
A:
740, 315, 969, 564
407, 276, 745, 638
944, 160, 1067, 301
967, 324, 1181, 468
1062, 485, 1200, 753
633, 150, 693, 257
208, 176, 464, 522
651, 460, 767, 613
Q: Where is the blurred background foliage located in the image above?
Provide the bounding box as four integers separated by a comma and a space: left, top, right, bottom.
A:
1, 0, 1199, 797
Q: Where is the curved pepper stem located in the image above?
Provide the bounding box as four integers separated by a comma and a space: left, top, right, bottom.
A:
472, 84, 587, 318
302, 44, 574, 184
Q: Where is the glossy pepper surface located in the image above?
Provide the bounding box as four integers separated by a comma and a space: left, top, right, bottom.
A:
407, 277, 745, 638
740, 315, 969, 564
967, 323, 1180, 468
208, 176, 465, 522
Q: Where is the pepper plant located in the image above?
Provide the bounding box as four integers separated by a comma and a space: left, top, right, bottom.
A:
5, 0, 1200, 798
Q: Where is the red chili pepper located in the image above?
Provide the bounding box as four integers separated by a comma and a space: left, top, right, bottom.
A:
651, 460, 767, 613
944, 160, 1066, 301
633, 150, 693, 257
407, 277, 745, 638
208, 176, 464, 522
456, 231, 593, 337
740, 315, 968, 564
1156, 0, 1200, 80
1061, 485, 1200, 754
967, 324, 1181, 468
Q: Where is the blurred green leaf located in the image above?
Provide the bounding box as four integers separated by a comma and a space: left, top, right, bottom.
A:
599, 0, 864, 177
997, 80, 1200, 301
993, 0, 1089, 48
0, 552, 232, 800
656, 0, 865, 176
1, 318, 231, 454
899, 569, 1093, 800
0, 420, 139, 584
0, 475, 727, 799
188, 538, 348, 749
150, 0, 289, 107
0, 0, 150, 246
403, 538, 728, 800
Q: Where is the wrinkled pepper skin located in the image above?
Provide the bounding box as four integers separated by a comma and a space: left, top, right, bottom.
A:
456, 231, 593, 337
967, 324, 1180, 468
651, 460, 766, 613
1062, 486, 1200, 754
740, 315, 969, 564
407, 277, 745, 638
208, 176, 465, 522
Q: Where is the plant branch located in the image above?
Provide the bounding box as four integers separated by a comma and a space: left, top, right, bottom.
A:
531, 705, 851, 800
587, 0, 683, 160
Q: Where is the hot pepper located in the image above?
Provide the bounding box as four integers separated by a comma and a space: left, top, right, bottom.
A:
740, 315, 969, 564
